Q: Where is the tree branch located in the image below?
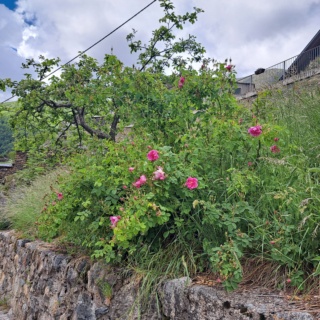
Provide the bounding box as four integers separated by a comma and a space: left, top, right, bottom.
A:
55, 122, 72, 145
109, 113, 120, 142
75, 108, 111, 140
39, 98, 73, 109
71, 109, 82, 145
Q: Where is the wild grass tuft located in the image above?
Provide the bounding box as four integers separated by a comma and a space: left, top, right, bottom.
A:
1, 167, 67, 237
122, 236, 201, 317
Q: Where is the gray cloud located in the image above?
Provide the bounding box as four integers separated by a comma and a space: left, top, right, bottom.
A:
0, 4, 28, 101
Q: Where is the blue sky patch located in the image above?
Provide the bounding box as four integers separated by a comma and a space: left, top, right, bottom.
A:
23, 15, 37, 26
1, 0, 16, 11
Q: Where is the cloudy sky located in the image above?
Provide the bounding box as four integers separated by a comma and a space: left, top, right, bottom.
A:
1, 0, 320, 101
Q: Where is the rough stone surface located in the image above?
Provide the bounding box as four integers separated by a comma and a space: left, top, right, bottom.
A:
0, 231, 317, 319
161, 278, 315, 320
0, 312, 10, 320
0, 231, 112, 320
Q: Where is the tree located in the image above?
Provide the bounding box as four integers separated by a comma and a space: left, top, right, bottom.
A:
127, 0, 205, 72
0, 0, 205, 150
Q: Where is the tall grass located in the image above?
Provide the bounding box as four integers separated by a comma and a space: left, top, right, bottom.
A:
122, 237, 201, 318
240, 84, 320, 291
267, 85, 320, 159
1, 168, 67, 237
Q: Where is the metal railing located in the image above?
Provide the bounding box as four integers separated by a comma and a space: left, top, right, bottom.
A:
236, 44, 320, 96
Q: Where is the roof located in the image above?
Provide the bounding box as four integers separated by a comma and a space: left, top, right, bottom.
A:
236, 29, 320, 93
284, 29, 320, 76
300, 29, 320, 53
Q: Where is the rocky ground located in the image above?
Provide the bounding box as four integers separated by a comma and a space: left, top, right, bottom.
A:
0, 312, 9, 320
0, 307, 10, 320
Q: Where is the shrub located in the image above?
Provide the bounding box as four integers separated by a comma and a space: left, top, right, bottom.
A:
37, 87, 294, 291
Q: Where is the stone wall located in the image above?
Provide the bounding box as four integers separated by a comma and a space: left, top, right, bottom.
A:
0, 231, 316, 320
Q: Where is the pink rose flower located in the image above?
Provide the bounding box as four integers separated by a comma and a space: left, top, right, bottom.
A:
139, 175, 147, 184
248, 125, 262, 137
270, 145, 280, 153
248, 162, 253, 166
286, 278, 291, 284
133, 175, 147, 188
132, 180, 142, 188
178, 76, 185, 88
129, 167, 135, 172
225, 64, 232, 71
185, 177, 198, 190
57, 192, 63, 201
274, 137, 279, 142
123, 185, 128, 189
153, 167, 166, 180
110, 215, 121, 228
147, 150, 159, 161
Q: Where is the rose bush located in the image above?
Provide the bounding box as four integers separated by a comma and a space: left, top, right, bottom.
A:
38, 80, 289, 290
37, 49, 320, 292
34, 70, 320, 291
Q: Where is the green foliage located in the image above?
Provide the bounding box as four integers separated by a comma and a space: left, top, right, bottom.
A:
35, 70, 285, 290
128, 59, 237, 145
127, 0, 205, 72
34, 76, 320, 291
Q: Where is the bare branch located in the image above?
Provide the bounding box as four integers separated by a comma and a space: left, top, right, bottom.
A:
109, 113, 120, 142
55, 122, 72, 145
39, 98, 73, 109
71, 109, 82, 145
75, 108, 111, 140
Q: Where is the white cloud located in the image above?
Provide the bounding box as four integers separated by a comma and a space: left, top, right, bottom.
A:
14, 0, 163, 62
189, 0, 320, 75
17, 25, 48, 58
